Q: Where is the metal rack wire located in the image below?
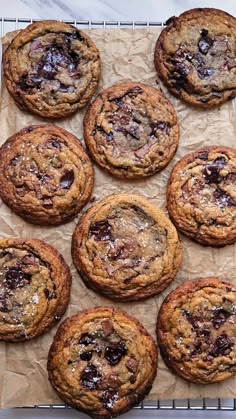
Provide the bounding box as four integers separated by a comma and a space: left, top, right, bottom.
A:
0, 16, 236, 412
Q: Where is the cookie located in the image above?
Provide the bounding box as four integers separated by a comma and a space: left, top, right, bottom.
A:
157, 278, 236, 384
83, 82, 179, 179
167, 146, 236, 246
154, 8, 236, 108
72, 193, 182, 301
0, 238, 71, 342
0, 124, 94, 225
48, 306, 157, 418
3, 20, 101, 118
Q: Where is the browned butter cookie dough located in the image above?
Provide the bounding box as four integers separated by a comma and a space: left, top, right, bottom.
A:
154, 8, 236, 108
0, 238, 71, 342
167, 146, 236, 246
72, 193, 182, 301
157, 278, 236, 384
48, 307, 157, 419
3, 20, 101, 118
84, 82, 179, 178
0, 124, 94, 225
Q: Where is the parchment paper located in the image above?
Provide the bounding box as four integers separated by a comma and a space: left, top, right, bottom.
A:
0, 27, 236, 407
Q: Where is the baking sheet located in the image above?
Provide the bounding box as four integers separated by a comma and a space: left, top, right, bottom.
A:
0, 27, 236, 407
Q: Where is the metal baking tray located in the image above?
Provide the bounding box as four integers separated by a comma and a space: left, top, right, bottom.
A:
0, 16, 235, 412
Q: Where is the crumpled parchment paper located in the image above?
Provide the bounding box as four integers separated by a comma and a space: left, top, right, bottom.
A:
0, 27, 236, 407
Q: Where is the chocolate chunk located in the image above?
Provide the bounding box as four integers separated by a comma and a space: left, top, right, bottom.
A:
0, 297, 9, 313
11, 156, 20, 166
60, 170, 74, 189
19, 75, 32, 92
203, 156, 226, 183
125, 126, 140, 140
36, 44, 79, 81
0, 250, 12, 259
227, 59, 236, 70
80, 364, 101, 390
35, 185, 43, 199
90, 220, 113, 242
224, 173, 236, 183
212, 308, 231, 329
42, 198, 53, 209
209, 333, 233, 357
30, 75, 44, 86
124, 273, 138, 284
184, 310, 199, 329
198, 151, 209, 160
127, 86, 143, 97
151, 122, 170, 136
101, 390, 119, 410
126, 357, 138, 373
198, 29, 213, 54
113, 98, 125, 108
44, 288, 50, 298
79, 333, 95, 346
110, 105, 132, 125
129, 375, 136, 384
80, 351, 93, 361
213, 190, 236, 207
46, 139, 61, 150
107, 373, 121, 389
5, 267, 31, 290
200, 329, 210, 337
101, 319, 114, 337
173, 63, 190, 81
191, 340, 203, 356
197, 67, 214, 79
36, 173, 51, 184
192, 52, 214, 79
59, 83, 70, 92
108, 242, 136, 261
16, 185, 28, 197
66, 30, 84, 42
135, 143, 153, 159
104, 341, 127, 365
95, 126, 114, 142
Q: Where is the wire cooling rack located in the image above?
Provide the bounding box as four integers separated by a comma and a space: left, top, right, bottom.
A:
0, 16, 236, 412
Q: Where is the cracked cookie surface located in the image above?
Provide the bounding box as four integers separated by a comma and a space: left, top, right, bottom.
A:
84, 82, 179, 179
154, 8, 236, 108
0, 124, 94, 225
0, 238, 71, 342
3, 20, 101, 118
72, 193, 182, 301
47, 306, 157, 419
167, 146, 236, 246
157, 278, 236, 384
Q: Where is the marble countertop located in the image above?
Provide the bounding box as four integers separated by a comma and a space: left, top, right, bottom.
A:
1, 1, 236, 418
1, 0, 236, 22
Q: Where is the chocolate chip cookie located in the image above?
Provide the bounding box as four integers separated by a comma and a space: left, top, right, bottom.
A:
157, 278, 236, 384
154, 8, 236, 108
72, 193, 182, 301
0, 124, 94, 225
167, 146, 236, 246
3, 20, 101, 118
84, 82, 179, 179
48, 306, 157, 418
0, 238, 71, 342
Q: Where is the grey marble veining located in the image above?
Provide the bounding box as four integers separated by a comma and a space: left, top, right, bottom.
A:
1, 0, 236, 21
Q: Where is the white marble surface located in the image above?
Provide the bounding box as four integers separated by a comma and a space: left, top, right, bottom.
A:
1, 1, 236, 418
0, 0, 236, 22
